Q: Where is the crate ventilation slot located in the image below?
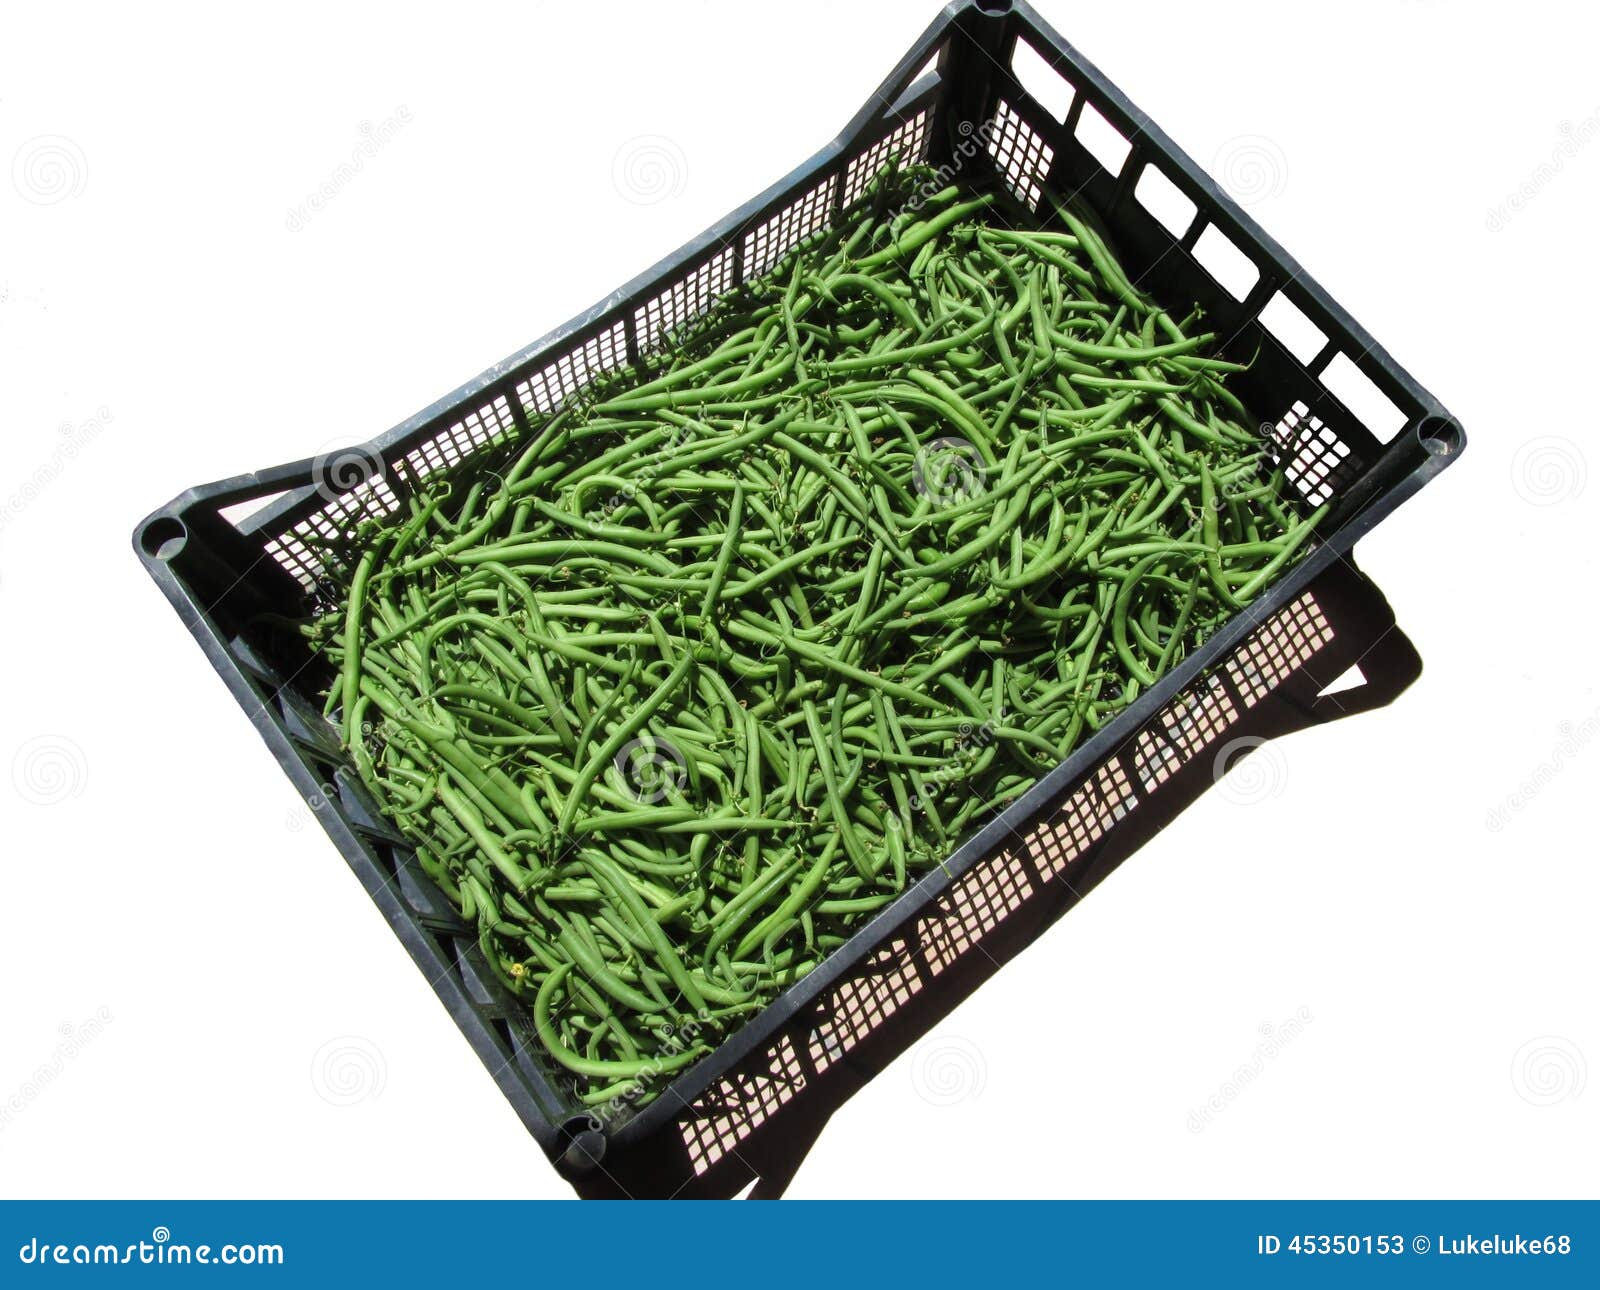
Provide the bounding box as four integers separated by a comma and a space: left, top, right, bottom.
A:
1074, 100, 1131, 177
1192, 224, 1259, 301
1266, 400, 1354, 508
1010, 39, 1075, 124
1132, 674, 1239, 795
1225, 591, 1335, 709
515, 322, 628, 418
743, 175, 837, 280
986, 100, 1054, 211
681, 1035, 808, 1174
265, 471, 402, 593
398, 395, 519, 488
1134, 164, 1197, 239
844, 108, 933, 208
1258, 291, 1327, 366
634, 248, 737, 358
1320, 353, 1407, 444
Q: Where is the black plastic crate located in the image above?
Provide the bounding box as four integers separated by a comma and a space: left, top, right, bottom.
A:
134, 0, 1462, 1196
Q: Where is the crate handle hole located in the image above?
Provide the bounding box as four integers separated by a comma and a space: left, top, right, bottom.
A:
974, 0, 1014, 14
1192, 224, 1260, 302
555, 1114, 608, 1177
140, 515, 188, 561
1074, 101, 1132, 177
1011, 39, 1074, 123
1257, 290, 1326, 366
1417, 417, 1463, 458
1133, 164, 1196, 239
1320, 352, 1406, 443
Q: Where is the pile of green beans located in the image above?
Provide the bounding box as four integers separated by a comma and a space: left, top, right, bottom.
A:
297, 163, 1323, 1109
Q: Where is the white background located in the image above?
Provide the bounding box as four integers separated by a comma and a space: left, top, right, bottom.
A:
1, 0, 1594, 1200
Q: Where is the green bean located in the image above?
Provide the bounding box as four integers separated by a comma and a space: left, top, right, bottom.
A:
855, 194, 994, 270
534, 965, 704, 1079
